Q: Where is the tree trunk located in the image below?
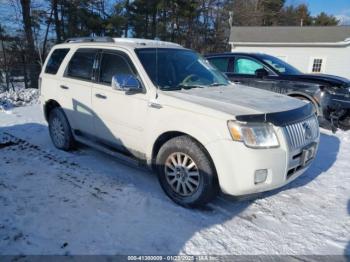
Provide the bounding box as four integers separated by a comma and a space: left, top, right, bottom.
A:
151, 5, 157, 39
162, 1, 167, 40
170, 0, 176, 42
42, 8, 54, 60
60, 0, 65, 39
67, 1, 75, 37
144, 1, 150, 39
21, 51, 28, 90
0, 38, 10, 91
52, 0, 62, 43
124, 0, 130, 37
20, 0, 38, 89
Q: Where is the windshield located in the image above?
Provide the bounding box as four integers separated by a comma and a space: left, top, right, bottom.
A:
260, 55, 301, 75
136, 48, 229, 90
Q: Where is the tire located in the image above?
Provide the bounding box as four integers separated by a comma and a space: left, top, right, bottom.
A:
156, 135, 218, 208
48, 107, 75, 151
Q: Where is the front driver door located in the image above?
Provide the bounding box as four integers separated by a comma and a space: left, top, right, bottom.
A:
229, 56, 277, 92
92, 50, 149, 155
207, 56, 248, 85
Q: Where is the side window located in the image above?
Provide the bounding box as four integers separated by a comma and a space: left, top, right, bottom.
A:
234, 57, 264, 75
99, 52, 134, 85
208, 57, 229, 72
66, 49, 97, 80
45, 48, 70, 74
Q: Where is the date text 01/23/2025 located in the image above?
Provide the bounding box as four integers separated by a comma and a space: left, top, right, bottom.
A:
127, 255, 219, 261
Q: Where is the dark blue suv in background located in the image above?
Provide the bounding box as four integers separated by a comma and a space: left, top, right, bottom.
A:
205, 53, 350, 131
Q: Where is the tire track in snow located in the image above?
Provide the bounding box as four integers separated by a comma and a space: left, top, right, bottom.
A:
0, 132, 126, 201
0, 131, 248, 218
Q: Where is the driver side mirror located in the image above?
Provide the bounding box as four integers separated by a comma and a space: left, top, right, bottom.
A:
112, 74, 142, 93
255, 68, 269, 79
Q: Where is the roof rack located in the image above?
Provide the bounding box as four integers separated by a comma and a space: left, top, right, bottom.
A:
113, 38, 181, 47
63, 37, 182, 48
64, 37, 114, 43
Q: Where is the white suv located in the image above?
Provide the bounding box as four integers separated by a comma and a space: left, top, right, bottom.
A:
39, 37, 320, 207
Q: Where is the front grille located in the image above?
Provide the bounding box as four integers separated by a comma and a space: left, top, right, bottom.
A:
283, 115, 319, 150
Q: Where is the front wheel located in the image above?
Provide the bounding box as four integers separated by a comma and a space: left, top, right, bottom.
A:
156, 136, 218, 208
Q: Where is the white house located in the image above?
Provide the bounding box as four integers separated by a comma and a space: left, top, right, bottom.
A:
229, 26, 350, 79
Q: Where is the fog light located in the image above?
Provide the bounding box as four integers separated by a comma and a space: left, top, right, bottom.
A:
255, 169, 268, 184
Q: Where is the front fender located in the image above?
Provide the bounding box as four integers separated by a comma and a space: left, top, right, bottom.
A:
287, 91, 321, 115
144, 108, 231, 161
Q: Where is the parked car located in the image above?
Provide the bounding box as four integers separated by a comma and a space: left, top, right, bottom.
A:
205, 53, 350, 131
40, 37, 320, 207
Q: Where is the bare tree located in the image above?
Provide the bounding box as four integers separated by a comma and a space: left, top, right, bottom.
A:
20, 0, 39, 89
0, 25, 11, 91
52, 0, 63, 42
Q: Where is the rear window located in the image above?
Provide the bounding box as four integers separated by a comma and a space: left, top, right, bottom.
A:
66, 49, 97, 80
45, 48, 70, 74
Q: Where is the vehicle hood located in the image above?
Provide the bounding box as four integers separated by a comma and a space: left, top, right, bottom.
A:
285, 74, 350, 88
163, 84, 307, 117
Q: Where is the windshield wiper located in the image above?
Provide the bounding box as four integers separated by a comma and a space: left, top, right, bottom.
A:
176, 84, 207, 90
209, 83, 227, 87
160, 86, 183, 91
160, 85, 204, 91
162, 83, 226, 91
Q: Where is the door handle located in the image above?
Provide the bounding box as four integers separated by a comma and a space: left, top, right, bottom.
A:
95, 93, 107, 99
60, 85, 69, 90
232, 81, 241, 84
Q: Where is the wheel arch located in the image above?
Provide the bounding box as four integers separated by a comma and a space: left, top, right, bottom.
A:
151, 131, 218, 176
44, 99, 62, 121
287, 92, 321, 115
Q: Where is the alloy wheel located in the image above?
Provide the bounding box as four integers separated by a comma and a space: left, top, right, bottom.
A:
164, 152, 200, 196
50, 117, 65, 147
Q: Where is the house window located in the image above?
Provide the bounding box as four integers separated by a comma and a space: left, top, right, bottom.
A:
312, 58, 323, 73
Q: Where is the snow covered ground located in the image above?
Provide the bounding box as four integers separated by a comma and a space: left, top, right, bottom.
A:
0, 86, 39, 112
0, 103, 349, 256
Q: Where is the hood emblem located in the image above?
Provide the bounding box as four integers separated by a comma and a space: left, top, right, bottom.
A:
303, 122, 313, 140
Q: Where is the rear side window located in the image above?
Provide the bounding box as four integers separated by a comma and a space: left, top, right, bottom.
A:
208, 57, 229, 72
66, 49, 97, 80
45, 48, 70, 74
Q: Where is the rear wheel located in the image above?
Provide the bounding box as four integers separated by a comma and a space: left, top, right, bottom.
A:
156, 135, 218, 208
48, 107, 75, 151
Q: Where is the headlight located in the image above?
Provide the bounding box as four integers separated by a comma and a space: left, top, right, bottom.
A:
227, 121, 279, 148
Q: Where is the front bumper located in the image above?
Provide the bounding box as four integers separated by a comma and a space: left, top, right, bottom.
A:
206, 127, 319, 196
321, 93, 350, 131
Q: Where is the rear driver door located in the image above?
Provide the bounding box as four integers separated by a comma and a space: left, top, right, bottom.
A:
60, 48, 98, 135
